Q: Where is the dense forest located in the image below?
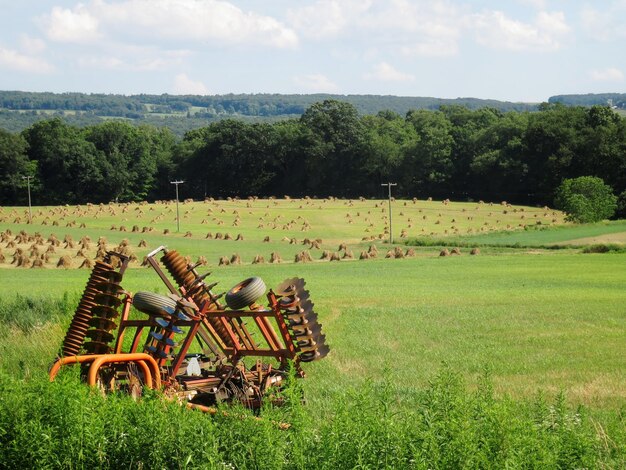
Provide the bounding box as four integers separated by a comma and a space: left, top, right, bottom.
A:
1, 98, 625, 212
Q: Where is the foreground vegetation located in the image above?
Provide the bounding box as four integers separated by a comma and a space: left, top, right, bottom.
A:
0, 199, 624, 467
2, 366, 624, 469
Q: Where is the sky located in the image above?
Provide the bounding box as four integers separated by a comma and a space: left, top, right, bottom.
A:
0, 0, 624, 102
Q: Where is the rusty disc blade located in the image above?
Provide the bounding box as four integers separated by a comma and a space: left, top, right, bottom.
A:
91, 305, 120, 319
88, 317, 117, 330
94, 293, 122, 308
86, 329, 114, 343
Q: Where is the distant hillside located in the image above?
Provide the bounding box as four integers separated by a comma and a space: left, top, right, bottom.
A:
548, 93, 626, 108
0, 90, 538, 136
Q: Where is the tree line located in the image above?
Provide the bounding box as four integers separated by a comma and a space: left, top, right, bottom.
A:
1, 100, 625, 213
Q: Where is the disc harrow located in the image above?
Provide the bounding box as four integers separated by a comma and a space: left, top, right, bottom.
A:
52, 245, 330, 411
275, 278, 330, 363
60, 254, 128, 356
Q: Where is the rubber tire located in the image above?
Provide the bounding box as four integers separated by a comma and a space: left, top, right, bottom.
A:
133, 291, 177, 316
225, 277, 266, 310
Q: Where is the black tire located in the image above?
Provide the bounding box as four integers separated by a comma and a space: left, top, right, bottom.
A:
225, 277, 266, 310
133, 291, 177, 316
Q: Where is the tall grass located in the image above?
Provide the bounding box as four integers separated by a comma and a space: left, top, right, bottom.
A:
0, 294, 74, 334
0, 367, 623, 469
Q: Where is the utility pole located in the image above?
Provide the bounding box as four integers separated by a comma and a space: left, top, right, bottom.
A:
381, 182, 397, 244
170, 180, 184, 232
22, 176, 33, 224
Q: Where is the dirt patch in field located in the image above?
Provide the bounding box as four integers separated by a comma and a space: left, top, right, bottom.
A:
558, 232, 626, 245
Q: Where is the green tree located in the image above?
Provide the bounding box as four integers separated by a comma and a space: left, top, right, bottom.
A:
403, 109, 454, 197
554, 176, 617, 223
300, 100, 366, 196
0, 129, 34, 204
22, 118, 103, 204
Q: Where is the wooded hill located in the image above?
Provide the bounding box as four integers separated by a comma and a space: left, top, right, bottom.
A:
0, 91, 539, 136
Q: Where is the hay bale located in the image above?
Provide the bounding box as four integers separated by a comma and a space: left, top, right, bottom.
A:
96, 247, 107, 260
394, 247, 405, 259
0, 251, 4, 264
470, 248, 480, 256
230, 253, 241, 265
236, 234, 244, 241
263, 236, 270, 243
184, 231, 193, 238
218, 256, 230, 266
57, 255, 73, 268
215, 232, 223, 240
338, 243, 347, 251
119, 226, 127, 232
224, 233, 233, 240
78, 258, 94, 269
31, 257, 45, 269
451, 247, 461, 255
252, 254, 265, 264
270, 252, 282, 264
310, 240, 321, 249
138, 239, 147, 248
342, 250, 354, 260
16, 254, 31, 268
75, 249, 88, 258
439, 249, 450, 257
140, 256, 150, 267
205, 232, 213, 239
163, 228, 170, 235
295, 251, 313, 263
132, 225, 140, 232
320, 250, 332, 261
405, 248, 416, 257
359, 250, 370, 260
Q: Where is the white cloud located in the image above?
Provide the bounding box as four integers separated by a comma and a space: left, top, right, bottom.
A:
41, 5, 101, 43
173, 73, 210, 95
287, 0, 371, 38
0, 47, 54, 73
589, 67, 624, 82
364, 62, 414, 82
471, 10, 569, 51
294, 74, 339, 93
92, 0, 298, 48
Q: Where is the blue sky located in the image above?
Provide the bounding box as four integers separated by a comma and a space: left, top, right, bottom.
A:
0, 0, 624, 102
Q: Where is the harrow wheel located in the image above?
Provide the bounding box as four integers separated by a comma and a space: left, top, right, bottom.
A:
225, 277, 266, 310
132, 291, 177, 316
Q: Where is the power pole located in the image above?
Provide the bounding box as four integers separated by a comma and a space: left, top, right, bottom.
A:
22, 176, 33, 224
381, 182, 397, 244
170, 180, 184, 232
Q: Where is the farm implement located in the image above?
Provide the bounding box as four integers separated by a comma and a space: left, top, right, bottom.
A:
50, 246, 329, 409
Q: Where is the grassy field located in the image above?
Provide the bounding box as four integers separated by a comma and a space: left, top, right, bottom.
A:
0, 198, 625, 467
0, 197, 570, 269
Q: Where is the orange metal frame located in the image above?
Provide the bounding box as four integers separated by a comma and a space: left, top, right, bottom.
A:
49, 353, 161, 389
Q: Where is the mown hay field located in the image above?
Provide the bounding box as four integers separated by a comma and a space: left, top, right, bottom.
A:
0, 198, 625, 468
